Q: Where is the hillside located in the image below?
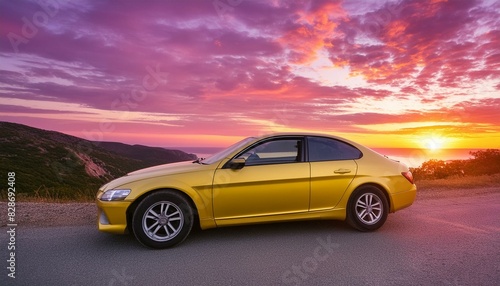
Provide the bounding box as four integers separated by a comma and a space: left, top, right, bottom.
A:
95, 141, 194, 166
0, 122, 196, 200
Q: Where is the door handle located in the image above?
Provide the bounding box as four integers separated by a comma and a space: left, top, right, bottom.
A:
334, 168, 351, 174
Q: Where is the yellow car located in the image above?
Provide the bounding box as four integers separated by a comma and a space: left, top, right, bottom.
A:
96, 133, 416, 248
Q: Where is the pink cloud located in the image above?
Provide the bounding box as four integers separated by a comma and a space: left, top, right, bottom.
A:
328, 0, 500, 88
0, 0, 498, 147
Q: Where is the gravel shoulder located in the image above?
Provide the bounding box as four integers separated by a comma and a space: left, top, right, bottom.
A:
1, 202, 96, 227
1, 186, 498, 228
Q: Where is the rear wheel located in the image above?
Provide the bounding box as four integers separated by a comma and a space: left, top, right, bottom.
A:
132, 190, 193, 248
346, 186, 388, 231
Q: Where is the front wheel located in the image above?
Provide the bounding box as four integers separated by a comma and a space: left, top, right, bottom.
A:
346, 186, 388, 231
132, 190, 194, 248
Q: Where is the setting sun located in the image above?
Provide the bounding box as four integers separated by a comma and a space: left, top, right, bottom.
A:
424, 136, 445, 151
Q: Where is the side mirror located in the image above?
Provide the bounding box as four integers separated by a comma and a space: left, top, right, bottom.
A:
228, 158, 246, 170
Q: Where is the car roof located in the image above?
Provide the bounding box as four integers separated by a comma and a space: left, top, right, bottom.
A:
254, 132, 369, 151
256, 132, 352, 141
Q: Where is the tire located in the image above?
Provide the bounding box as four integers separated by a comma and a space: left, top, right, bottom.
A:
346, 186, 388, 231
132, 190, 194, 249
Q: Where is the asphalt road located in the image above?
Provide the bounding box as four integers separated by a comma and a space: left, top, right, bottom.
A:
2, 192, 500, 286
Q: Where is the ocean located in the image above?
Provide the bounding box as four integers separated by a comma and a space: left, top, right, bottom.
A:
173, 147, 481, 168
370, 148, 480, 168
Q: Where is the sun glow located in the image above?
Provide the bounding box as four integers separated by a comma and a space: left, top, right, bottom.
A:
423, 136, 446, 151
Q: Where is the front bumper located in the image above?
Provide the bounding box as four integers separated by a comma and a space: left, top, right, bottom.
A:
96, 200, 131, 234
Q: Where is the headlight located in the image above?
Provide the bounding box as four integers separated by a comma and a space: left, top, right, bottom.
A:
100, 189, 131, 201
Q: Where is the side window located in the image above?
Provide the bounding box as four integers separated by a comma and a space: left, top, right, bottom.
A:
235, 139, 302, 166
308, 137, 362, 162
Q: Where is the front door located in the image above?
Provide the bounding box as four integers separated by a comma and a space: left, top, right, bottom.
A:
213, 138, 310, 221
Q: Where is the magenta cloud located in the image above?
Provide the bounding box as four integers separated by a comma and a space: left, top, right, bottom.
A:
0, 0, 498, 146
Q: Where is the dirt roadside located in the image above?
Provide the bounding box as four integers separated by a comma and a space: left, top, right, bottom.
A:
1, 186, 498, 228
1, 202, 96, 227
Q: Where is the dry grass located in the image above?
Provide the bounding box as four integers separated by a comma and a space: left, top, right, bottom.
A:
14, 194, 95, 203
415, 174, 500, 200
416, 173, 500, 190
1, 186, 95, 203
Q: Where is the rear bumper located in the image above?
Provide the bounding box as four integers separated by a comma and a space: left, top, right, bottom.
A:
96, 200, 131, 234
390, 184, 417, 212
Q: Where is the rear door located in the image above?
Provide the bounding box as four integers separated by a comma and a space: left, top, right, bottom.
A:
307, 136, 361, 211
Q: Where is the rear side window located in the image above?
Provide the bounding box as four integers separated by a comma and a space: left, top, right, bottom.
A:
308, 137, 362, 162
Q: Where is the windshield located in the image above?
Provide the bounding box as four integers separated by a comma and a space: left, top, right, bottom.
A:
201, 137, 256, 165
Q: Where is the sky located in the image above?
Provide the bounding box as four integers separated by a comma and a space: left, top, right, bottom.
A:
1, 0, 499, 150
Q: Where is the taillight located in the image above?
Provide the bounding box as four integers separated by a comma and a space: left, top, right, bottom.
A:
401, 171, 414, 184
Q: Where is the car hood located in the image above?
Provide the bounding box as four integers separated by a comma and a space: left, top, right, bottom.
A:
127, 160, 201, 176
101, 160, 215, 191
